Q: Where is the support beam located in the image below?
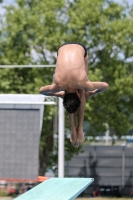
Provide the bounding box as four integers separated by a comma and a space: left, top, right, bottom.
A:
0, 101, 55, 105
0, 65, 55, 68
58, 98, 65, 177
14, 178, 94, 200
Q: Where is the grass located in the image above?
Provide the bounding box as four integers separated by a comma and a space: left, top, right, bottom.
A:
0, 190, 9, 197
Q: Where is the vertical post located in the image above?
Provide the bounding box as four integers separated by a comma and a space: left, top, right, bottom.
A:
58, 98, 64, 177
122, 146, 125, 189
53, 106, 58, 153
105, 123, 109, 145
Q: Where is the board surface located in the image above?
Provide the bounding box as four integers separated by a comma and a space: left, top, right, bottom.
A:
14, 178, 94, 200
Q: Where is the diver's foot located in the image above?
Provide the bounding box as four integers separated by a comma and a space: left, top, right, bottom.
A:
70, 131, 78, 147
77, 132, 85, 146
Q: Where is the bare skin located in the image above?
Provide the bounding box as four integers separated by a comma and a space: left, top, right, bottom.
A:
39, 44, 109, 146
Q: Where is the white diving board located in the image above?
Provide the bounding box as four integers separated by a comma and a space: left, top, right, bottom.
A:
14, 178, 94, 200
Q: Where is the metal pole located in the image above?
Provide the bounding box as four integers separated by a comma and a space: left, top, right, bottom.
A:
122, 146, 125, 188
0, 65, 55, 68
58, 98, 64, 177
0, 102, 56, 105
105, 123, 109, 145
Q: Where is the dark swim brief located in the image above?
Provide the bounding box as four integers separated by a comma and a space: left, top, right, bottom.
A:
57, 42, 87, 57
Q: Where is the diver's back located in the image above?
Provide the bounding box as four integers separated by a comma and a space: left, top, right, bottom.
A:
54, 44, 88, 89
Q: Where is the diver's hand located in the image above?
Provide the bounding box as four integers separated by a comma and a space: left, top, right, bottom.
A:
85, 90, 97, 100
57, 91, 65, 99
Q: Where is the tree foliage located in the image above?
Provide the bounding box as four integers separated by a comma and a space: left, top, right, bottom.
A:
0, 0, 133, 174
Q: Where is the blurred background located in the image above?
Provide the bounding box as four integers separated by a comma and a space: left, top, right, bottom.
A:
0, 0, 133, 199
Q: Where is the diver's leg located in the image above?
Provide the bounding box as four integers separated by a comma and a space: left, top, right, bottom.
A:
77, 89, 86, 145
68, 113, 78, 146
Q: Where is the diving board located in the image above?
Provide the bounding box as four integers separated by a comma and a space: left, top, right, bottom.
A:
14, 178, 94, 200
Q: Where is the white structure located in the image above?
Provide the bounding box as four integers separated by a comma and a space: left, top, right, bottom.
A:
0, 65, 65, 178
0, 94, 49, 179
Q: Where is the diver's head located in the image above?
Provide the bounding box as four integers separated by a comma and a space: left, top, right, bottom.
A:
63, 92, 81, 113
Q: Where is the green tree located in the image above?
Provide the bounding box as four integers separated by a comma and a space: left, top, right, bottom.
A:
0, 0, 133, 175
63, 0, 133, 137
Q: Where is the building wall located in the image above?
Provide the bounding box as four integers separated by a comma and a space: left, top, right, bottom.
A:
0, 109, 40, 180
65, 145, 133, 196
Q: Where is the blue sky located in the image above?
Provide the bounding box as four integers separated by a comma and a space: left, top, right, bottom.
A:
114, 0, 133, 4
0, 0, 133, 13
1, 0, 133, 8
1, 0, 133, 2
1, 0, 133, 4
